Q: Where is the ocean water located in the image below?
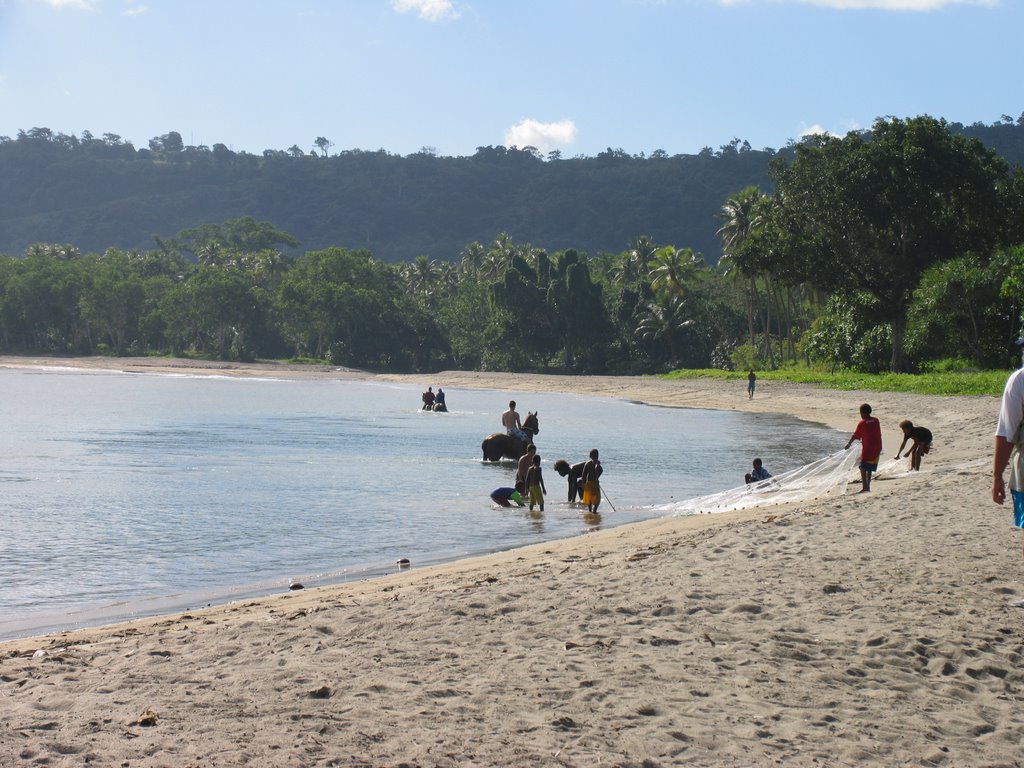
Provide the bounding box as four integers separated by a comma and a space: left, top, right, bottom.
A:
0, 367, 841, 640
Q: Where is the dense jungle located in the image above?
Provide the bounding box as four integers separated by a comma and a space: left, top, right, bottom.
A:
2, 114, 1024, 375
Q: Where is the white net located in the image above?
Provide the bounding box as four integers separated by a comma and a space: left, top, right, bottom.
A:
654, 449, 905, 517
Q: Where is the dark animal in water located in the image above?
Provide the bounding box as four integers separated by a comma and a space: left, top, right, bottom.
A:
432, 402, 447, 412
481, 411, 539, 461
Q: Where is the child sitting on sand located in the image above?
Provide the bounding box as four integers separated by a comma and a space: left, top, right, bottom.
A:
745, 457, 772, 484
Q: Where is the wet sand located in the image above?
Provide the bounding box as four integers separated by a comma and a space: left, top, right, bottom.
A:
1, 356, 1021, 766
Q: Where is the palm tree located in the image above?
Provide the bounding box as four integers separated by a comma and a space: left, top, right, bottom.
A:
636, 293, 695, 367
648, 246, 702, 300
717, 187, 774, 363
402, 255, 440, 300
612, 235, 658, 287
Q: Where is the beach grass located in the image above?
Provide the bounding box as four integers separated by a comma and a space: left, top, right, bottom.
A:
661, 367, 1009, 396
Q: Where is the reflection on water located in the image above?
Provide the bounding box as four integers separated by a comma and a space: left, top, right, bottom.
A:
0, 368, 840, 639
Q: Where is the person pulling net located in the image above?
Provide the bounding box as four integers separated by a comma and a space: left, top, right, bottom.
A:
655, 449, 899, 517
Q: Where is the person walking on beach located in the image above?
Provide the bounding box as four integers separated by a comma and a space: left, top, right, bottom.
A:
747, 370, 757, 400
845, 403, 882, 493
993, 338, 1024, 540
581, 448, 603, 514
526, 454, 547, 512
516, 443, 537, 492
895, 420, 933, 471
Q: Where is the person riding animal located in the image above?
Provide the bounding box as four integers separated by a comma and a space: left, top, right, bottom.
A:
502, 400, 529, 442
481, 410, 539, 462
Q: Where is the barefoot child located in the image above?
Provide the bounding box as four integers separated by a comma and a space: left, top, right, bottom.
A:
845, 403, 882, 492
895, 420, 933, 471
526, 454, 547, 512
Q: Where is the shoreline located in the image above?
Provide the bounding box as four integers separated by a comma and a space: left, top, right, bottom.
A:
2, 355, 1022, 766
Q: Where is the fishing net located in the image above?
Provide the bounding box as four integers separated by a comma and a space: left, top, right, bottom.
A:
655, 449, 905, 517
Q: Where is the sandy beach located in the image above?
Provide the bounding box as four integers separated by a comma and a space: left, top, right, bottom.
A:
1, 356, 1022, 767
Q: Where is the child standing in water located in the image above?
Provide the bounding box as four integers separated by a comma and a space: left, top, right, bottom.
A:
581, 448, 602, 513
845, 403, 882, 492
526, 454, 547, 511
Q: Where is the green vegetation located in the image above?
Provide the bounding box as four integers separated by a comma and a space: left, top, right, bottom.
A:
3, 117, 1024, 265
0, 115, 1021, 378
661, 368, 1009, 397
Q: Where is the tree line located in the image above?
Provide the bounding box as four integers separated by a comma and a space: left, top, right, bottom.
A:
3, 114, 1024, 266
0, 116, 1022, 375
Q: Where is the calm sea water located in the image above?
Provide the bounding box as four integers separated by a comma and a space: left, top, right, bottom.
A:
0, 367, 840, 640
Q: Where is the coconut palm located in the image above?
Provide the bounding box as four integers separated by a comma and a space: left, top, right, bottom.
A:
647, 246, 702, 300
636, 293, 695, 367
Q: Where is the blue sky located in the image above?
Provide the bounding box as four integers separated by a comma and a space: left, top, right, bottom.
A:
0, 0, 1019, 158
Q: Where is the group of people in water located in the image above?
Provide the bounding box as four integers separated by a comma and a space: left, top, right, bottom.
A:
490, 400, 604, 514
421, 386, 447, 411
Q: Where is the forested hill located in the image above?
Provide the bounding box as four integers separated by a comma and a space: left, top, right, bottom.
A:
2, 117, 1023, 263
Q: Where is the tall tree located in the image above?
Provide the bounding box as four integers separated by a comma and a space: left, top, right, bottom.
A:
768, 116, 1017, 371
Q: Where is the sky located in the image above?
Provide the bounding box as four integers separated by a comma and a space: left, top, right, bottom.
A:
0, 0, 1021, 159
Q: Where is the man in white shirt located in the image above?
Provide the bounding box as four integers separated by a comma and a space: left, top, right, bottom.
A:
993, 338, 1024, 531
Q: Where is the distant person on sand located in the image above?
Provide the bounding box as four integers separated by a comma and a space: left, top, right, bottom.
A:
526, 454, 547, 512
553, 458, 586, 502
502, 400, 528, 441
421, 387, 435, 410
895, 420, 932, 471
845, 403, 882, 493
490, 487, 524, 508
581, 448, 603, 514
747, 370, 757, 400
516, 443, 537, 492
745, 457, 771, 484
993, 338, 1024, 539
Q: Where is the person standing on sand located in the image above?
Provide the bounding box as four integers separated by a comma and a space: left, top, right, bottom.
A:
747, 370, 757, 400
581, 448, 603, 514
993, 339, 1024, 541
845, 403, 882, 493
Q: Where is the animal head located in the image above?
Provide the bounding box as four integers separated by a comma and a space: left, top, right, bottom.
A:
523, 411, 539, 434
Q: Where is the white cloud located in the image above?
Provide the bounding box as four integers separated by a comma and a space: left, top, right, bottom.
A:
40, 0, 95, 9
798, 119, 862, 139
720, 0, 996, 9
123, 1, 148, 16
391, 0, 460, 22
799, 123, 830, 138
504, 118, 578, 154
